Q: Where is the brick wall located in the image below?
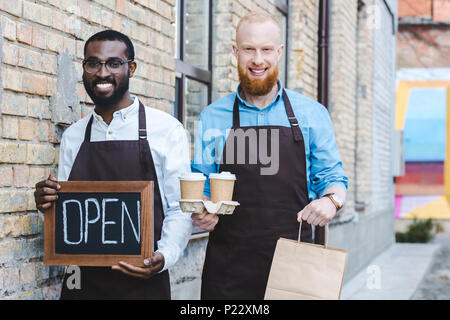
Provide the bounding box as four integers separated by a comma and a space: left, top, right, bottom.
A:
397, 26, 450, 68
355, 0, 374, 212
0, 0, 175, 299
329, 0, 358, 223
0, 0, 398, 299
397, 0, 450, 68
288, 0, 318, 99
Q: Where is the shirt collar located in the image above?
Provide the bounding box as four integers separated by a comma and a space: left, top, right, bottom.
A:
236, 79, 283, 110
93, 95, 139, 122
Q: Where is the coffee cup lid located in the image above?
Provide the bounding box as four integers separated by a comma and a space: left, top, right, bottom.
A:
209, 171, 236, 180
179, 172, 206, 181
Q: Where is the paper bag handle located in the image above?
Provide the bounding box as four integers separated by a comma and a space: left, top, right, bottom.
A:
298, 220, 329, 248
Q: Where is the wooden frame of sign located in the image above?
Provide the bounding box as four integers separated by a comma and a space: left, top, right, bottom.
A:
44, 181, 153, 267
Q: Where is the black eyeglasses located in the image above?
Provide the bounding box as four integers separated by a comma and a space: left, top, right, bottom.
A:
82, 58, 133, 74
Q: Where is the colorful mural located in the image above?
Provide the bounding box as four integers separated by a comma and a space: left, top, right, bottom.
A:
395, 79, 450, 220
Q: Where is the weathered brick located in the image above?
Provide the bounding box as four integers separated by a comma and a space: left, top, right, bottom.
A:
101, 9, 113, 28
13, 165, 30, 187
94, 0, 115, 10
18, 47, 42, 72
399, 0, 432, 18
41, 53, 57, 75
18, 119, 35, 141
31, 27, 47, 50
89, 4, 102, 24
62, 37, 76, 56
26, 144, 55, 165
3, 266, 20, 292
23, 0, 45, 26
0, 142, 26, 164
51, 10, 67, 32
116, 0, 130, 16
46, 77, 57, 96
22, 72, 48, 96
3, 215, 22, 237
27, 97, 51, 120
1, 93, 27, 116
0, 167, 14, 187
21, 213, 40, 236
434, 0, 450, 22
1, 16, 16, 41
2, 68, 22, 92
2, 41, 19, 66
0, 191, 28, 213
16, 22, 33, 45
2, 117, 19, 140
35, 121, 51, 142
0, 0, 23, 17
46, 32, 64, 53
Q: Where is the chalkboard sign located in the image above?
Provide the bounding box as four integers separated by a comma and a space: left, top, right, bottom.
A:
44, 181, 153, 267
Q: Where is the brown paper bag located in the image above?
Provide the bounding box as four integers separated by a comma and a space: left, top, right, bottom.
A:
264, 222, 348, 300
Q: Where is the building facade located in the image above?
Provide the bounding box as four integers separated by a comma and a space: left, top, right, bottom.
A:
0, 0, 397, 299
394, 0, 450, 226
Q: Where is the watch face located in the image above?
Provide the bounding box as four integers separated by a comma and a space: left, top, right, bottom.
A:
333, 194, 344, 207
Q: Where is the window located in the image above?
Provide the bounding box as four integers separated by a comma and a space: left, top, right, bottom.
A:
174, 0, 213, 237
275, 0, 289, 87
174, 0, 212, 158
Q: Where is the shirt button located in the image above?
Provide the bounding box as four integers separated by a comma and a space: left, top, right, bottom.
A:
108, 131, 112, 135
260, 112, 263, 116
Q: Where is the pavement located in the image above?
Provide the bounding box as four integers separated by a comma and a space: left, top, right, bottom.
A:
341, 233, 450, 300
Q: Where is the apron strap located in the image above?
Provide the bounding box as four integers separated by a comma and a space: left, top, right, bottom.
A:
138, 100, 150, 172
232, 96, 240, 128
233, 89, 302, 143
84, 115, 94, 143
282, 89, 302, 143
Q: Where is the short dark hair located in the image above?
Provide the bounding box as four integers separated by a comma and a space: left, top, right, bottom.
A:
84, 30, 135, 61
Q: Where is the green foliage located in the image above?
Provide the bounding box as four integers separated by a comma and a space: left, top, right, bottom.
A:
396, 218, 434, 243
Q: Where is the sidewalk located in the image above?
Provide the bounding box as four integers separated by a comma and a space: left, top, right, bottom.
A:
341, 235, 446, 300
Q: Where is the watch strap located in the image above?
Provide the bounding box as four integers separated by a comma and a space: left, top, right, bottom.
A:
321, 193, 341, 210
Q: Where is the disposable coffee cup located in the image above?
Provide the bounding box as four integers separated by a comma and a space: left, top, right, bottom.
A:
179, 173, 206, 200
210, 172, 236, 203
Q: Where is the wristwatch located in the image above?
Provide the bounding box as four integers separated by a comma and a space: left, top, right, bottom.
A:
321, 193, 344, 211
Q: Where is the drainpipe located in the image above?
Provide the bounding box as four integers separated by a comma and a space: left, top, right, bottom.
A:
315, 0, 330, 245
318, 0, 330, 109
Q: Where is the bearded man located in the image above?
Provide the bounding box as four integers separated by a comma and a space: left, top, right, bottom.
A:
34, 30, 192, 299
191, 12, 348, 299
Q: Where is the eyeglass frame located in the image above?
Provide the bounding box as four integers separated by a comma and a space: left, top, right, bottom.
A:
82, 58, 134, 74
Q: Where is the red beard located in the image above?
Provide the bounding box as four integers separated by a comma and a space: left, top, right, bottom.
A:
238, 63, 279, 96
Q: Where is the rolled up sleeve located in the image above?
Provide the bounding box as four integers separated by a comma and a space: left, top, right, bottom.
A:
309, 107, 348, 198
191, 113, 221, 198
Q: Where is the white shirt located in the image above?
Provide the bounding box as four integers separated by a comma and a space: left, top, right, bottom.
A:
57, 96, 193, 271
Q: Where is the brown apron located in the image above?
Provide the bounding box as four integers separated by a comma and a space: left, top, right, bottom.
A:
59, 101, 170, 300
201, 90, 313, 300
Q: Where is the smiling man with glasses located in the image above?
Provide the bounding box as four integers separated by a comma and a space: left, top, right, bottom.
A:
33, 30, 193, 299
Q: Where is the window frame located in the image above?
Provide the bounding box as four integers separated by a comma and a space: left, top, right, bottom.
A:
175, 0, 213, 124
174, 0, 213, 238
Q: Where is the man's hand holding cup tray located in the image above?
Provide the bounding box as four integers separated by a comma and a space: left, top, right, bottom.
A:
179, 172, 239, 232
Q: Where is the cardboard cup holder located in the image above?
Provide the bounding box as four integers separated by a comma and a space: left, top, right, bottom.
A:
179, 199, 240, 215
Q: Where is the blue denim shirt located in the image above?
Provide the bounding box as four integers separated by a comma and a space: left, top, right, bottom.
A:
191, 81, 348, 201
